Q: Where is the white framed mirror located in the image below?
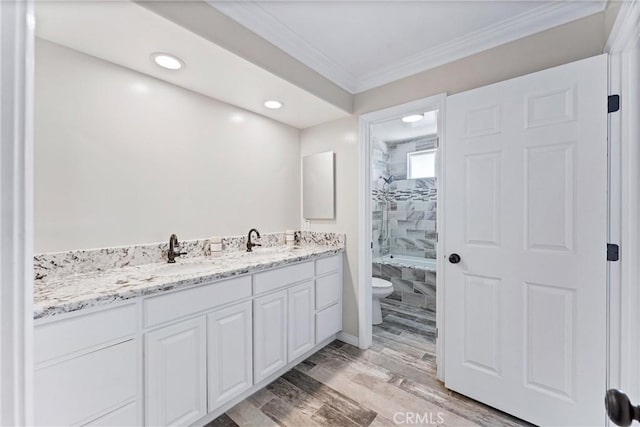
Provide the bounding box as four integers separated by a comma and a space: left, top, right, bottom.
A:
303, 151, 335, 219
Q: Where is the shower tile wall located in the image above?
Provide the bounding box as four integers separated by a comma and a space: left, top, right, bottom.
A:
373, 262, 436, 312
372, 135, 438, 311
372, 136, 438, 259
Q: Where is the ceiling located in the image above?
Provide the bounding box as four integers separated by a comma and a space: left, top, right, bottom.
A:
211, 0, 606, 93
372, 110, 438, 143
34, 1, 350, 129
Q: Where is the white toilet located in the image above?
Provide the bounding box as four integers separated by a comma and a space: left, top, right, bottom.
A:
372, 277, 394, 325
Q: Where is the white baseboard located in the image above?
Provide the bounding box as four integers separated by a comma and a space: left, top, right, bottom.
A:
336, 331, 359, 347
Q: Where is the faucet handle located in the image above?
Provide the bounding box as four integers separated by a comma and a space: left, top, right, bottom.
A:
175, 242, 187, 256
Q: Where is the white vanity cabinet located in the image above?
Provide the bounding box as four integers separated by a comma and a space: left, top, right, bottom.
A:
252, 260, 318, 383
143, 275, 251, 426
253, 290, 289, 383
144, 317, 207, 427
34, 252, 343, 427
288, 281, 316, 361
207, 301, 253, 411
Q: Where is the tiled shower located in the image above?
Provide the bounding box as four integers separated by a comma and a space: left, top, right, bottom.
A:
372, 135, 438, 313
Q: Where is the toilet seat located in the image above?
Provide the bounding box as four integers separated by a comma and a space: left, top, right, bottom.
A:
371, 277, 393, 325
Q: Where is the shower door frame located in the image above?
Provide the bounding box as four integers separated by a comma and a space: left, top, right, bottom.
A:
358, 93, 447, 380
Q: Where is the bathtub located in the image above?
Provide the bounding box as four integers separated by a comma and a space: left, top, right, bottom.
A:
373, 254, 436, 271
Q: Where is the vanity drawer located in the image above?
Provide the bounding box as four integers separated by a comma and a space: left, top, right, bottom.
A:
253, 261, 314, 295
315, 272, 341, 311
315, 255, 341, 276
143, 276, 251, 327
35, 340, 137, 426
35, 304, 137, 364
316, 303, 342, 344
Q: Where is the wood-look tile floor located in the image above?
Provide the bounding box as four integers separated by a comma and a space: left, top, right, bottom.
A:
206, 299, 532, 427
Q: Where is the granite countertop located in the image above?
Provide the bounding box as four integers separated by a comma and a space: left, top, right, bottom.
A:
34, 245, 343, 320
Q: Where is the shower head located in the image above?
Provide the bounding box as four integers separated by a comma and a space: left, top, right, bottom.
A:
380, 175, 394, 184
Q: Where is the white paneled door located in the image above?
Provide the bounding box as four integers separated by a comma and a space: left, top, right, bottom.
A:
444, 54, 608, 426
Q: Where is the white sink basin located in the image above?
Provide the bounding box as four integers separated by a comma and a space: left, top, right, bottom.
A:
148, 247, 305, 278
151, 262, 216, 277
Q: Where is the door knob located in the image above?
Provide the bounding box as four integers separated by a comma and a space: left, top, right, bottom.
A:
606, 389, 640, 426
448, 253, 461, 264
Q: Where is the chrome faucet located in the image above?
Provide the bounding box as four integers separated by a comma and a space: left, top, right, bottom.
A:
247, 228, 262, 252
168, 234, 187, 263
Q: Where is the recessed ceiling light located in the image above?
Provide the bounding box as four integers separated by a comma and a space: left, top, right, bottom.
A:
402, 114, 424, 123
264, 100, 283, 109
151, 53, 184, 70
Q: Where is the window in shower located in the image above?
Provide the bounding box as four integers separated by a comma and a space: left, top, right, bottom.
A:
407, 148, 436, 179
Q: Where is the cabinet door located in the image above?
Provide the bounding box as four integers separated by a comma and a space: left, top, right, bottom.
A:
288, 281, 315, 362
207, 301, 253, 411
253, 290, 287, 383
145, 317, 206, 426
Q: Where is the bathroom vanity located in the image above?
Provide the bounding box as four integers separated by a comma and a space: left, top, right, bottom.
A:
33, 246, 343, 426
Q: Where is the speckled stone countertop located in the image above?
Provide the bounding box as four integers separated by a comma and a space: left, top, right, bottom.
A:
34, 245, 343, 320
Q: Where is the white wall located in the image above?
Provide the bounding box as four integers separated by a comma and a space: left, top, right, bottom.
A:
35, 39, 301, 253
301, 117, 359, 337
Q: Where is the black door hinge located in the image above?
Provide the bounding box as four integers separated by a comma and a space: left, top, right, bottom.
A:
608, 95, 620, 113
607, 243, 620, 261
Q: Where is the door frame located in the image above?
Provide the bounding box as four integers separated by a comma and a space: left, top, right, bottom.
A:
0, 0, 35, 424
357, 93, 446, 379
605, 0, 640, 406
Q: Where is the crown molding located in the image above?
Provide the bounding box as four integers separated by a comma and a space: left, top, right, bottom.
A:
210, 0, 359, 92
354, 1, 606, 93
210, 1, 606, 95
605, 0, 640, 54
